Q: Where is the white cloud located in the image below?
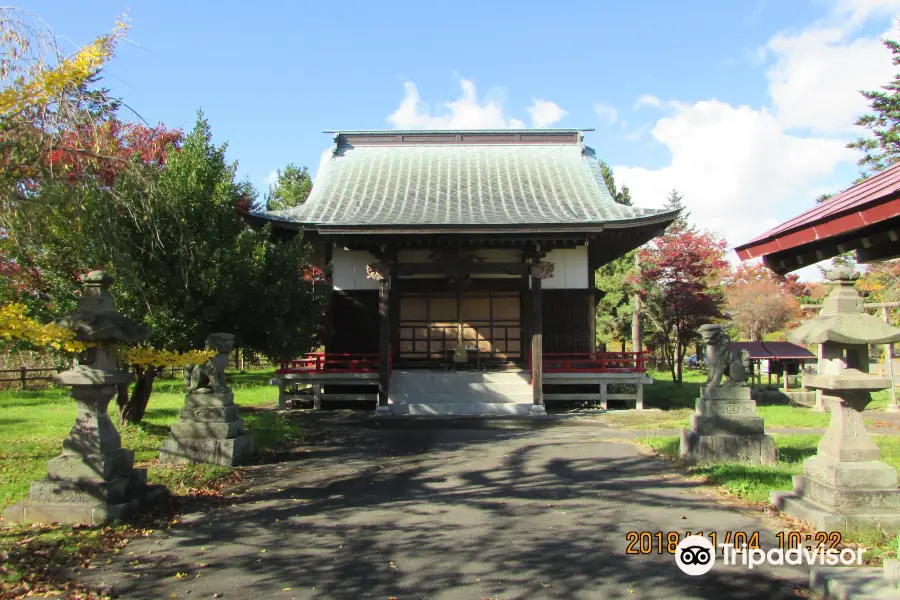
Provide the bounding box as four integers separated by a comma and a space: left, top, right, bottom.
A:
593, 102, 619, 125
612, 1, 898, 278
614, 100, 854, 256
634, 94, 662, 110
387, 79, 566, 130
767, 24, 895, 133
265, 170, 278, 186
622, 123, 652, 142
529, 99, 567, 128
834, 0, 900, 25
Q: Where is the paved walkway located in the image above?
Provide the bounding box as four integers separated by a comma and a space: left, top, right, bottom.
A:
81, 419, 811, 599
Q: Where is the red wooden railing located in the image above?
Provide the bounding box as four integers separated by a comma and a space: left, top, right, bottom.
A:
530, 351, 648, 373
277, 353, 391, 376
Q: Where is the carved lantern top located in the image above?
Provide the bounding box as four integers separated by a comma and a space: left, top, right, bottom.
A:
53, 270, 149, 386
53, 270, 151, 345
789, 268, 900, 347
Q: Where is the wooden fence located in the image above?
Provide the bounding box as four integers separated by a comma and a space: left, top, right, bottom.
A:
0, 366, 65, 389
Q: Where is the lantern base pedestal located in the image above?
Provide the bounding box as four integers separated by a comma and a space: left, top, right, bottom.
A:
771, 489, 900, 532
772, 456, 900, 531
4, 479, 168, 526
159, 435, 254, 467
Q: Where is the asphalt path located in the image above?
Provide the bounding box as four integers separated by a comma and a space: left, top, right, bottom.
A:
80, 418, 811, 599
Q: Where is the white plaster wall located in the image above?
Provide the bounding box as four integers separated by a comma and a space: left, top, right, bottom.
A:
332, 247, 379, 291
542, 247, 588, 289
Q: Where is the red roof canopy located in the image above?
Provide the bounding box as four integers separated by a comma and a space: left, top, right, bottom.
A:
734, 162, 900, 273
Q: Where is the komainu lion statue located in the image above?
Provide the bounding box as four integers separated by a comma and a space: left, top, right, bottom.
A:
699, 324, 749, 388
184, 333, 234, 394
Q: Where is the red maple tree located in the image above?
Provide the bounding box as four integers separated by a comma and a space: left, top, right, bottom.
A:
635, 227, 728, 384
45, 119, 183, 186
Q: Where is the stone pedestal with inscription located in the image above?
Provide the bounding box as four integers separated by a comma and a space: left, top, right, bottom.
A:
679, 385, 776, 464
771, 267, 900, 531
159, 333, 254, 466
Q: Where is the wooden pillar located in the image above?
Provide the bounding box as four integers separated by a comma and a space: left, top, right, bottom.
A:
531, 273, 545, 413
377, 272, 391, 412
783, 363, 789, 392
277, 379, 287, 411
323, 243, 335, 353
588, 288, 597, 353
313, 382, 322, 410
632, 253, 642, 354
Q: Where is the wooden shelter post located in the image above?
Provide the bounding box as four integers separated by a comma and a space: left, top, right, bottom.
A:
378, 275, 390, 409
364, 260, 393, 415
528, 260, 553, 416
531, 273, 544, 412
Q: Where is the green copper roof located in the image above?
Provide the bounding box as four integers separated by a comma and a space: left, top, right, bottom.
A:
256, 131, 677, 230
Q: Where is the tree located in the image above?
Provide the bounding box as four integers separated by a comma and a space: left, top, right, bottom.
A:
265, 164, 313, 210
597, 160, 633, 205
848, 26, 900, 175
725, 279, 801, 341
3, 109, 326, 424
636, 228, 728, 385
858, 260, 900, 326
816, 193, 833, 204
0, 10, 125, 117
664, 189, 691, 230
595, 250, 637, 351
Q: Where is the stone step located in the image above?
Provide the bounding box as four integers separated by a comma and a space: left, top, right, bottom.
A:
390, 381, 533, 394
390, 391, 534, 404
390, 370, 530, 384
392, 403, 534, 416
388, 370, 534, 413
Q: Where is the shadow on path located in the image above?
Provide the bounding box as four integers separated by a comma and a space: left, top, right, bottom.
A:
80, 418, 808, 600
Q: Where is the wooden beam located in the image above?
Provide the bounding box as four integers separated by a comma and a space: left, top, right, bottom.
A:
531, 274, 544, 412
392, 262, 530, 276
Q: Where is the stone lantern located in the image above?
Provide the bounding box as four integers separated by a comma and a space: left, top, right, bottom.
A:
771, 266, 900, 530
4, 271, 168, 525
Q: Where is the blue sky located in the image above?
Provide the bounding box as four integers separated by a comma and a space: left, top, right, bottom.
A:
20, 0, 900, 270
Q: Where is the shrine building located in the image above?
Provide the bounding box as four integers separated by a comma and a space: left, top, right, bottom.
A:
253, 129, 678, 416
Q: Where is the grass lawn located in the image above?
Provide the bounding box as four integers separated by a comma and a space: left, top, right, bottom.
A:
597, 369, 891, 430
0, 368, 310, 596
638, 433, 900, 564
0, 369, 289, 509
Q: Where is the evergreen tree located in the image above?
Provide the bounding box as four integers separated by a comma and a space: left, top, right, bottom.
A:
664, 189, 691, 229
815, 193, 833, 204
595, 250, 637, 351
598, 160, 633, 205
265, 164, 313, 211
848, 27, 900, 175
